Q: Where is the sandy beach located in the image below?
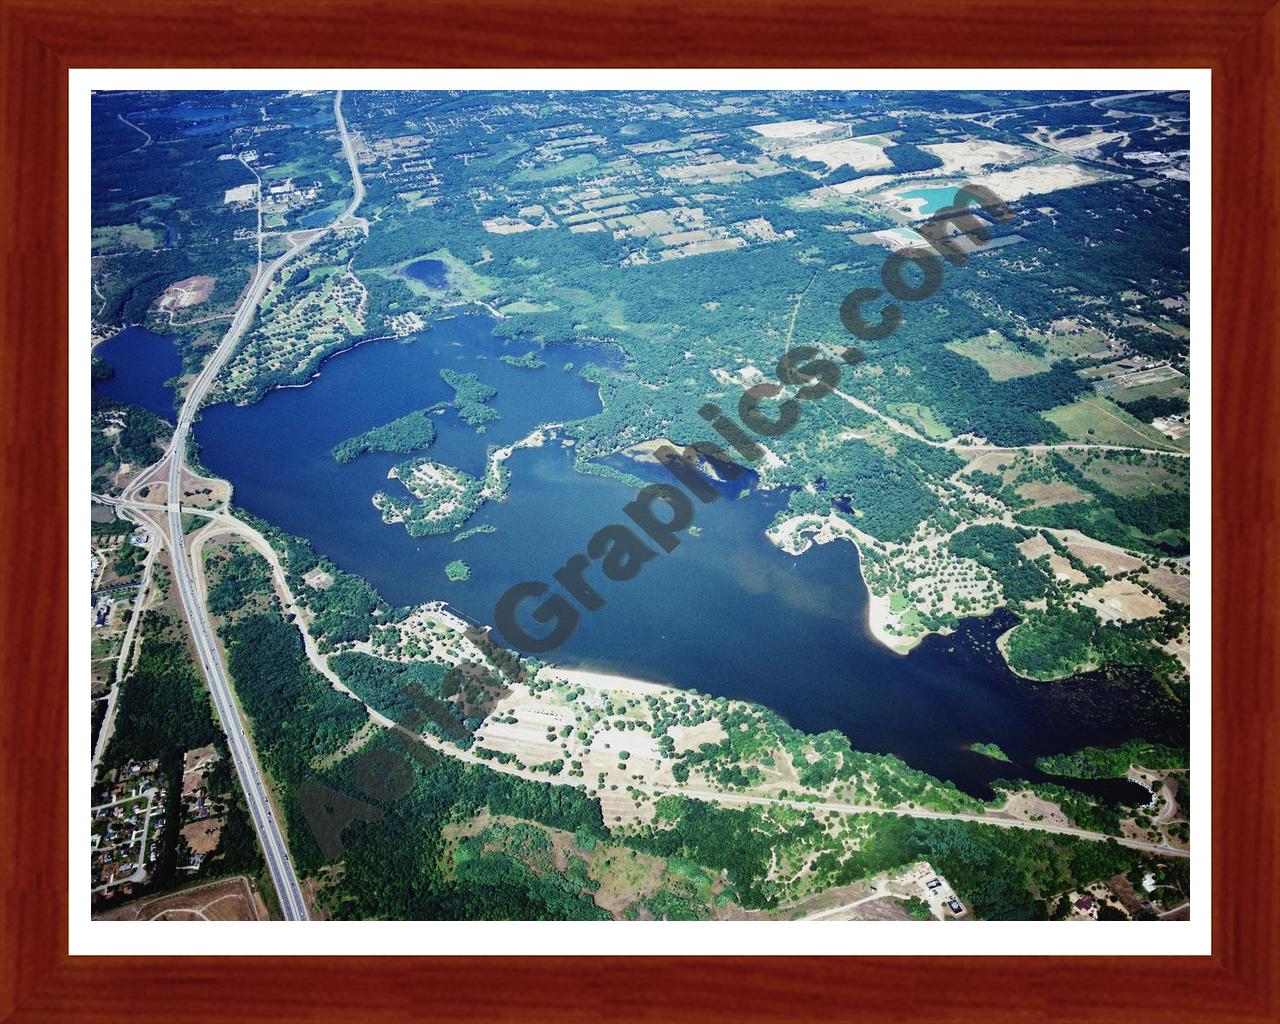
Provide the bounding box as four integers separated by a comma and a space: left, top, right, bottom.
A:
536, 665, 677, 697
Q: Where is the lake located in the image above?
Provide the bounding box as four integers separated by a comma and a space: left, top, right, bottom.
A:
181, 315, 1178, 800
93, 326, 182, 419
404, 258, 449, 291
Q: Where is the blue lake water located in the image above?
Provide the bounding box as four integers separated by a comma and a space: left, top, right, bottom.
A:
93, 326, 182, 419
404, 258, 449, 291
296, 205, 345, 229
130, 102, 254, 138
181, 314, 1180, 800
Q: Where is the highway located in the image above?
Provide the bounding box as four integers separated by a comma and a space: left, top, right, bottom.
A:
134, 91, 365, 921
97, 476, 1193, 875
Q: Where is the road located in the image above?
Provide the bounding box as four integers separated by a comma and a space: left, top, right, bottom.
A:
90, 533, 158, 783
927, 91, 1164, 123
99, 489, 1190, 865
97, 89, 1191, 914
656, 787, 1191, 859
109, 90, 366, 922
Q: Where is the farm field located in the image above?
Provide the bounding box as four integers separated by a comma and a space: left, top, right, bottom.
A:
945, 330, 1051, 381
1042, 396, 1185, 450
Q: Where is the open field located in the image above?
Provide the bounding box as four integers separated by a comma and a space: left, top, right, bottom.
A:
94, 876, 264, 921
514, 153, 600, 183
1042, 397, 1184, 450
158, 275, 215, 313
966, 158, 1121, 203
921, 139, 1037, 173
1034, 323, 1115, 360
946, 330, 1051, 381
1060, 530, 1146, 574
1077, 579, 1166, 623
1142, 564, 1191, 604
92, 224, 160, 253
748, 119, 843, 140
790, 136, 894, 172
1015, 480, 1091, 508
888, 402, 952, 440
1070, 452, 1189, 498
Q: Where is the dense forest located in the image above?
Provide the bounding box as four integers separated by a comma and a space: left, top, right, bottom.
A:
1036, 740, 1188, 779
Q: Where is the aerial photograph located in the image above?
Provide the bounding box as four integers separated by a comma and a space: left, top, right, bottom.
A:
88, 86, 1193, 925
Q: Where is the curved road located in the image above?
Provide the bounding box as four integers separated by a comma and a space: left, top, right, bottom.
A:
104, 92, 1191, 918
131, 91, 365, 921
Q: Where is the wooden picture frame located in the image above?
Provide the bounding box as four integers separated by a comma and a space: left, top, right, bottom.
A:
2, 1, 1275, 1019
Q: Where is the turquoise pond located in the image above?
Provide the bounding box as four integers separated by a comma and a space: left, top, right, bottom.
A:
894, 185, 965, 216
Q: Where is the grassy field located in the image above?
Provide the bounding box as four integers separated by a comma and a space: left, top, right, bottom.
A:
1042, 397, 1184, 450
1067, 451, 1190, 498
945, 330, 1050, 381
91, 224, 160, 253
1096, 377, 1189, 407
513, 153, 600, 183
1035, 326, 1112, 360
888, 402, 952, 440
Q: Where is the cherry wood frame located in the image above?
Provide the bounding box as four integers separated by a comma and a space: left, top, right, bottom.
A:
2, 0, 1277, 1020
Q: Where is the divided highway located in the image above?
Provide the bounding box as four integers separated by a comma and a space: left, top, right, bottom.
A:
151, 91, 365, 921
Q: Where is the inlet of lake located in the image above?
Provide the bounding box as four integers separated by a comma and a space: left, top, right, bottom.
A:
95, 313, 1184, 802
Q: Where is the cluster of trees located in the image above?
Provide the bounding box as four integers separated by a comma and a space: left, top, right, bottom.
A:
948, 524, 1051, 604
1046, 453, 1189, 544
205, 545, 273, 616
331, 408, 437, 464
359, 271, 424, 323
765, 714, 984, 813
312, 729, 610, 917
990, 182, 1190, 355
220, 617, 1171, 921
997, 779, 1126, 834
1002, 604, 1099, 678
444, 559, 471, 582
329, 652, 472, 744
451, 837, 608, 920
220, 610, 368, 863
439, 663, 507, 726
1118, 394, 1189, 423
1036, 740, 1188, 779
381, 459, 485, 538
640, 796, 779, 906
91, 396, 170, 490
499, 350, 546, 369
885, 142, 945, 173
1004, 603, 1187, 685
103, 635, 217, 772
194, 742, 266, 880
246, 517, 391, 648
439, 369, 499, 428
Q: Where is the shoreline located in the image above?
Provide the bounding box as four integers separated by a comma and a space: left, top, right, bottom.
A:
536, 665, 678, 697
767, 512, 928, 656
